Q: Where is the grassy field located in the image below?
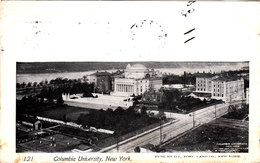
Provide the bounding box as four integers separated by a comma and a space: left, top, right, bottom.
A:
31, 105, 91, 122
161, 119, 248, 153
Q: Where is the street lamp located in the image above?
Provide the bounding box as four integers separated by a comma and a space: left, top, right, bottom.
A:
159, 116, 162, 145
193, 112, 195, 127
215, 104, 217, 117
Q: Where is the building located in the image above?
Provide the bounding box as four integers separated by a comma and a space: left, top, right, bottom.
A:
195, 73, 215, 93
112, 64, 162, 97
141, 89, 165, 104
18, 116, 41, 131
211, 76, 244, 102
195, 73, 245, 102
62, 64, 162, 110
87, 71, 112, 93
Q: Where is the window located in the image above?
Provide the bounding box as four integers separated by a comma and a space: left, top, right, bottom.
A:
218, 85, 219, 87
218, 89, 219, 92
217, 94, 219, 97
214, 85, 215, 87
213, 93, 215, 96
222, 94, 223, 97
204, 89, 206, 91
204, 84, 205, 87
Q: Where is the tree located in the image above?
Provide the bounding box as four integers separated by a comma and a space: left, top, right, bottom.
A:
228, 105, 237, 116
21, 82, 26, 88
39, 81, 44, 86
44, 79, 48, 85
57, 96, 64, 105
83, 76, 87, 82
134, 146, 141, 153
140, 106, 148, 117
16, 83, 21, 89
33, 82, 37, 87
27, 82, 32, 88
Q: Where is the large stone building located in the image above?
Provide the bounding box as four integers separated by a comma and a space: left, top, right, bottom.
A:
87, 71, 112, 93
195, 73, 245, 102
112, 64, 162, 97
195, 73, 215, 93
211, 76, 244, 102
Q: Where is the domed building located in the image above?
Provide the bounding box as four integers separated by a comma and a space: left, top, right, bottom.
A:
125, 64, 150, 79
112, 64, 162, 97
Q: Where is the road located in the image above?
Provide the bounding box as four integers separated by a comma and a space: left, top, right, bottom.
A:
99, 102, 239, 153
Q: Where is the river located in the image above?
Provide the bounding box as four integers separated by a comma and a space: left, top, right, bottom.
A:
16, 65, 243, 84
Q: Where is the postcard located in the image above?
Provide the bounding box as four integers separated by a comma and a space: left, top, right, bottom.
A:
0, 1, 259, 163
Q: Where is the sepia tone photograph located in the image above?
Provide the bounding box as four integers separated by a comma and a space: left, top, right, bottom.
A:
16, 62, 249, 153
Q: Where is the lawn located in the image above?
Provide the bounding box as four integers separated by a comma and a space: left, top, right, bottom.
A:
30, 105, 91, 122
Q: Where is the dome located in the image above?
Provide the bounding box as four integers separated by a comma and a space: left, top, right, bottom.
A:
126, 64, 147, 70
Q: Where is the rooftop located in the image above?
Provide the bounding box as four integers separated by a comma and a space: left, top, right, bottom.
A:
194, 73, 215, 78
212, 75, 242, 82
126, 64, 147, 70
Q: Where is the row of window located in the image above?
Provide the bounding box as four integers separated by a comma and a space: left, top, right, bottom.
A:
197, 84, 206, 87
213, 88, 223, 92
197, 88, 206, 91
198, 80, 206, 83
213, 93, 224, 97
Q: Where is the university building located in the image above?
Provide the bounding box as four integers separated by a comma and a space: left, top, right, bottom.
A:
195, 73, 215, 93
211, 76, 244, 102
112, 64, 162, 97
86, 71, 112, 93
195, 73, 245, 102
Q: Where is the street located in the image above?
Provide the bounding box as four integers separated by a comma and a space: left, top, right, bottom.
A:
99, 102, 238, 152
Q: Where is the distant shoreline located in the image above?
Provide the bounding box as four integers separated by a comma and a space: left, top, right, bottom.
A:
17, 61, 248, 74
